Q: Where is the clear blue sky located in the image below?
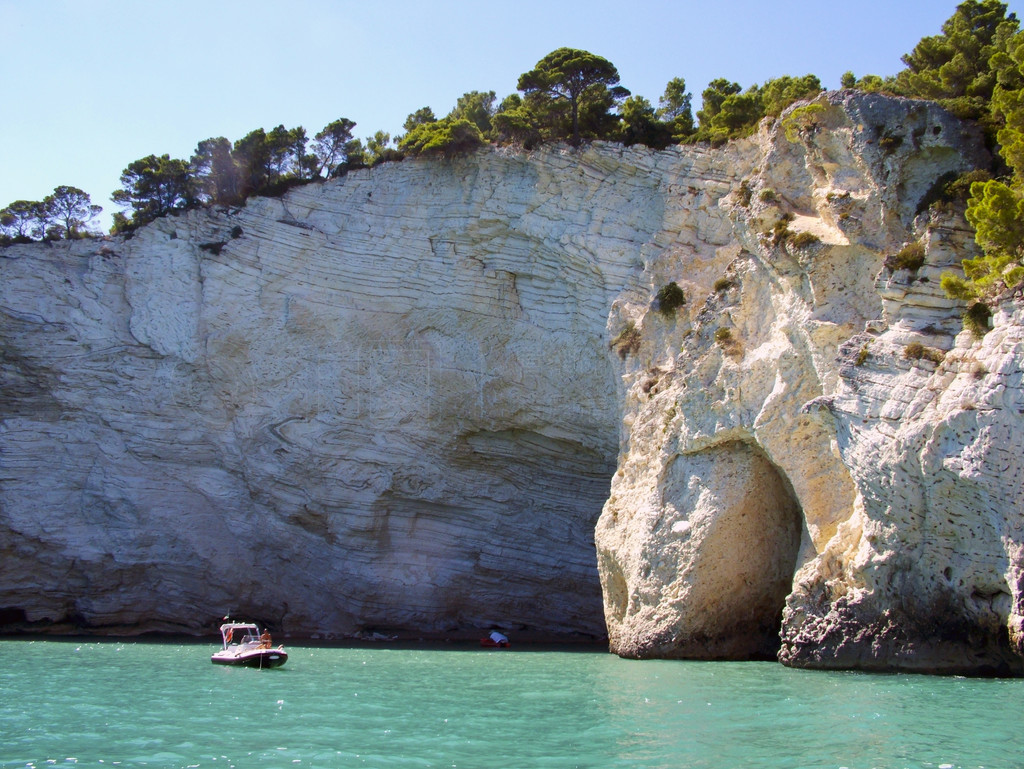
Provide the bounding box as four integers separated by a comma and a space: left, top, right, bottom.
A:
2, 0, 1018, 231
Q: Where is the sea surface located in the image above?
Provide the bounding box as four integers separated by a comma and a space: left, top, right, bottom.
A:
1, 639, 1021, 769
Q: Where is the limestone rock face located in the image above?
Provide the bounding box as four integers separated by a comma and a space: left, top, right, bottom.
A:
597, 91, 1024, 673
4, 92, 1023, 672
0, 142, 747, 638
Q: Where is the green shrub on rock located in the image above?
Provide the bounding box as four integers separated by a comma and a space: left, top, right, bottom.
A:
963, 301, 993, 336
655, 281, 686, 316
788, 231, 821, 249
611, 321, 642, 359
886, 242, 927, 273
904, 341, 945, 363
399, 118, 486, 158
713, 277, 734, 292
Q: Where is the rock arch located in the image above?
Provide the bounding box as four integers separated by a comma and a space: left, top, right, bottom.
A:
667, 440, 803, 658
600, 440, 804, 660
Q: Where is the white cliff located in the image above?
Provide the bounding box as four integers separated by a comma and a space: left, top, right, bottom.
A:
0, 140, 747, 638
3, 92, 1022, 674
597, 91, 1024, 674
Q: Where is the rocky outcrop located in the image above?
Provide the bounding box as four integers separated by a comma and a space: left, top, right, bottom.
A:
596, 91, 1024, 674
4, 91, 1022, 673
0, 140, 749, 638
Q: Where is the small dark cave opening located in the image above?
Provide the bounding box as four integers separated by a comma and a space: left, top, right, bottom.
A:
0, 607, 28, 627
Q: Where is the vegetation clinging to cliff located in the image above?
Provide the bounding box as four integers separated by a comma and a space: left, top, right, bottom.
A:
692, 75, 824, 144
655, 282, 687, 317
5, 0, 1024, 261
842, 1, 1024, 307
0, 186, 101, 243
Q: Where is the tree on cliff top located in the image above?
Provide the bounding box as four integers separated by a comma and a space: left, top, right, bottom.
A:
1, 187, 101, 243
404, 107, 437, 132
907, 2, 1024, 313
943, 21, 1024, 306
46, 186, 102, 240
490, 93, 542, 147
112, 154, 194, 230
190, 137, 241, 205
620, 95, 672, 149
658, 77, 696, 139
311, 118, 357, 178
692, 75, 822, 143
398, 118, 486, 158
365, 130, 404, 166
517, 48, 629, 144
232, 125, 311, 196
0, 200, 42, 243
895, 0, 1018, 122
447, 91, 497, 135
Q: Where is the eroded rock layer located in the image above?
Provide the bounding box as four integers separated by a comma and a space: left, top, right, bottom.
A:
0, 141, 746, 638
4, 92, 1023, 672
597, 91, 1024, 674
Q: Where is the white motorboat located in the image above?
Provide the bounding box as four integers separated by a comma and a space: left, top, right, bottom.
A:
211, 622, 288, 668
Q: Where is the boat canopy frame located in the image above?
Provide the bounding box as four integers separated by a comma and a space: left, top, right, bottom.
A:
219, 622, 262, 648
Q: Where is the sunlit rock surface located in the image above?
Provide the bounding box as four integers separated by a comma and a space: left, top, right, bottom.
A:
0, 140, 746, 639
4, 92, 1024, 673
596, 92, 1024, 674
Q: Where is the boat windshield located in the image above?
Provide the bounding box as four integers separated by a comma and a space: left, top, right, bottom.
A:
220, 623, 260, 646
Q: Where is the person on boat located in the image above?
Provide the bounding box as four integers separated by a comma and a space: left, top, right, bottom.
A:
260, 629, 272, 648
489, 631, 508, 645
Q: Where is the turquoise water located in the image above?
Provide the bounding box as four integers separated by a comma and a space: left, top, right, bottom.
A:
1, 640, 1022, 769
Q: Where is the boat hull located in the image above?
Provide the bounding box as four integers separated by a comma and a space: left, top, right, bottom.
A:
480, 639, 510, 648
211, 649, 288, 668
